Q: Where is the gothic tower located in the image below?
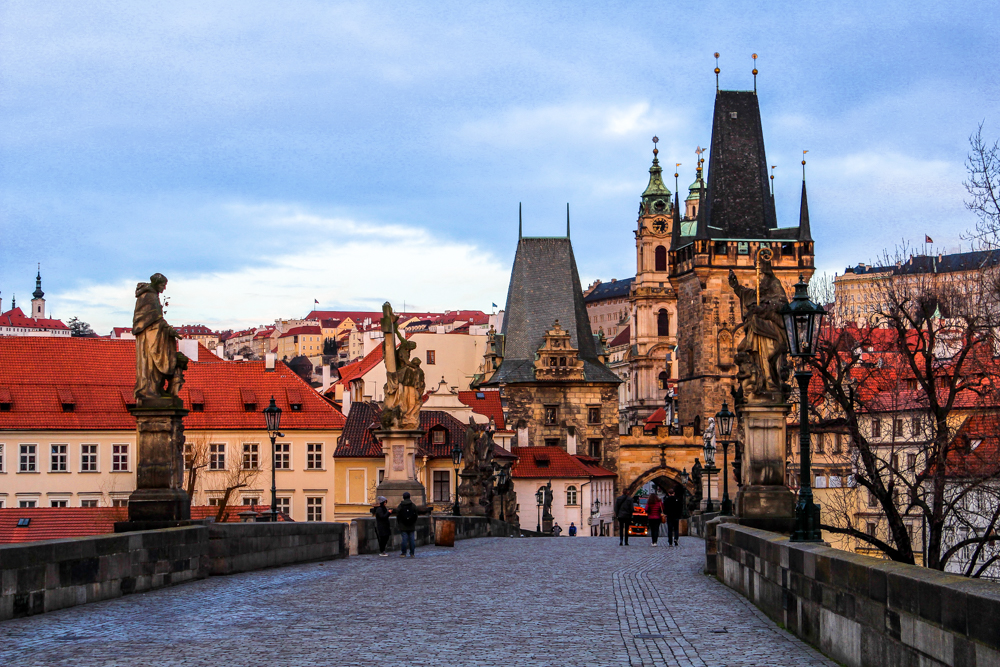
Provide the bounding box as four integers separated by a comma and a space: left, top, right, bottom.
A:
31, 265, 46, 320
669, 89, 815, 431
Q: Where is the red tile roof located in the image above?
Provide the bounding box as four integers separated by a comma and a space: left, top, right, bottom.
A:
176, 324, 217, 336
608, 325, 631, 348
511, 446, 616, 479
0, 337, 344, 430
279, 325, 322, 338
944, 414, 1000, 478
0, 307, 68, 331
644, 407, 667, 428
335, 402, 475, 458
0, 507, 127, 544
328, 345, 384, 393
458, 389, 506, 429
110, 327, 133, 337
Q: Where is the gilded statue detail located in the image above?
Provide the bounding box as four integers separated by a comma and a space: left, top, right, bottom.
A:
380, 302, 425, 430
728, 254, 790, 404
133, 273, 188, 401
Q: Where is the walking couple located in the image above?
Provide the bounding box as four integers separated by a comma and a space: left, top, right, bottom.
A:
370, 491, 423, 557
614, 487, 683, 547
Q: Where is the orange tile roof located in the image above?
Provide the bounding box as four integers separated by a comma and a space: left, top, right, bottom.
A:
328, 345, 384, 393
0, 507, 127, 543
458, 389, 506, 430
0, 337, 344, 431
644, 407, 667, 428
511, 446, 616, 479
608, 325, 631, 348
0, 307, 68, 330
279, 325, 322, 338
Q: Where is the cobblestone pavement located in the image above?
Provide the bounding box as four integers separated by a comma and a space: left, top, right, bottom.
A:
0, 535, 836, 666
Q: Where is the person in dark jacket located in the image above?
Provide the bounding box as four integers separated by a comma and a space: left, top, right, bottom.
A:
663, 487, 684, 546
614, 492, 635, 546
645, 491, 664, 547
370, 496, 392, 556
395, 492, 420, 558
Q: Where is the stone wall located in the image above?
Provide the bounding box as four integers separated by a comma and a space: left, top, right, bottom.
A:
716, 523, 1000, 667
1, 522, 349, 621
352, 515, 516, 555
0, 527, 206, 622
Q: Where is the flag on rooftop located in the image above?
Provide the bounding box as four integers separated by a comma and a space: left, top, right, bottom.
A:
925, 235, 934, 243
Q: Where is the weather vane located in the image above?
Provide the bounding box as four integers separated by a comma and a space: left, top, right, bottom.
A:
752, 53, 758, 93
802, 150, 808, 180
652, 135, 659, 157
714, 52, 721, 90
770, 165, 776, 197
675, 163, 681, 193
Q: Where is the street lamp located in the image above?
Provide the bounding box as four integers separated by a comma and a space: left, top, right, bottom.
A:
715, 402, 735, 516
780, 275, 826, 542
535, 488, 544, 533
703, 432, 717, 513
262, 397, 283, 523
679, 468, 690, 518
451, 442, 462, 516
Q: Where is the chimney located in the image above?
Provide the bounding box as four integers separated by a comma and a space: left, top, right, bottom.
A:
265, 353, 276, 371
322, 364, 331, 392
178, 339, 199, 362
216, 344, 224, 359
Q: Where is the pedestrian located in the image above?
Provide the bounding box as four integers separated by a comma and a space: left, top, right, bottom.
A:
552, 522, 563, 537
370, 496, 392, 556
394, 491, 420, 558
614, 491, 635, 546
568, 522, 577, 537
663, 486, 684, 546
645, 490, 664, 547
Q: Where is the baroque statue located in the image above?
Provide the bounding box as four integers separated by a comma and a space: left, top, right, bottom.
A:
380, 302, 425, 430
728, 253, 790, 404
133, 273, 188, 401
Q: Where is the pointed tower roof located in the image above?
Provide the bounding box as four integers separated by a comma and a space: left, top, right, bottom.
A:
485, 233, 619, 385
701, 91, 777, 239
32, 265, 44, 300
670, 191, 682, 249
694, 180, 709, 239
642, 140, 672, 203
798, 179, 812, 241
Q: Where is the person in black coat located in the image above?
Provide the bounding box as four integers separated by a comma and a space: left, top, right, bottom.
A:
370, 496, 392, 556
614, 492, 635, 546
663, 487, 684, 546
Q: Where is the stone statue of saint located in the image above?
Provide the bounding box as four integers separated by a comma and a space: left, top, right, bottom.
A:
133, 273, 187, 401
728, 258, 790, 403
379, 302, 425, 430
542, 480, 554, 520
462, 417, 479, 472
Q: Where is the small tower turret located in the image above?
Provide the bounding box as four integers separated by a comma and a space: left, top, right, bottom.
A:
31, 264, 46, 320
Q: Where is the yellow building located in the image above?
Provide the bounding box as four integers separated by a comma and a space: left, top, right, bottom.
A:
276, 325, 324, 360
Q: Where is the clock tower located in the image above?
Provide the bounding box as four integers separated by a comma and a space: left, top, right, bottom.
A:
622, 139, 680, 432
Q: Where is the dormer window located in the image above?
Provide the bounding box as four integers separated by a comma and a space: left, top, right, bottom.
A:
57, 388, 75, 413
431, 428, 447, 445
0, 387, 11, 412
240, 388, 257, 412
286, 389, 303, 412
189, 388, 205, 412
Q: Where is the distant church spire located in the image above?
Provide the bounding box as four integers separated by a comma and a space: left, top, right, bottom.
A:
566, 203, 570, 238
33, 264, 44, 300
519, 202, 523, 240
798, 153, 812, 242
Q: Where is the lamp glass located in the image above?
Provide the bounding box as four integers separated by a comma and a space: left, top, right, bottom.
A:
703, 439, 716, 467
451, 443, 462, 467
535, 489, 544, 505
715, 402, 735, 438
263, 396, 281, 433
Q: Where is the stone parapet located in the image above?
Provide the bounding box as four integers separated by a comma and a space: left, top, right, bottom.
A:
715, 523, 1000, 667
206, 522, 346, 575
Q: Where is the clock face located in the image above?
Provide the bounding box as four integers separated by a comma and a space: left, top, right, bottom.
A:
652, 218, 668, 234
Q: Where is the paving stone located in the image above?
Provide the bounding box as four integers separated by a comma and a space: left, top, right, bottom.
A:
0, 536, 836, 666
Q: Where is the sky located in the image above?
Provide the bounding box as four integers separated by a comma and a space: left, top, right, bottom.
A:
1, 1, 997, 333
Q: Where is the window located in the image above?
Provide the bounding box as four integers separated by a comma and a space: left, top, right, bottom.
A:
241, 497, 259, 506
657, 371, 668, 390
306, 497, 323, 521
544, 406, 558, 425
893, 419, 904, 437
867, 488, 878, 508
19, 444, 36, 472
907, 454, 916, 471
112, 444, 129, 472
307, 443, 323, 470
911, 417, 921, 436
0, 443, 4, 472
588, 407, 600, 424
544, 438, 560, 448
210, 444, 226, 470
866, 522, 877, 538
275, 497, 291, 516
833, 433, 843, 454
207, 497, 222, 506
242, 443, 259, 470
588, 439, 602, 458
433, 471, 451, 502
50, 499, 68, 508
426, 350, 436, 365
81, 444, 98, 472
50, 444, 67, 472
112, 499, 128, 507
19, 500, 37, 508
274, 443, 290, 469
566, 485, 578, 506
431, 429, 447, 445
871, 419, 882, 438
654, 245, 667, 271
657, 309, 669, 336
814, 434, 824, 454
81, 499, 98, 508
814, 475, 827, 488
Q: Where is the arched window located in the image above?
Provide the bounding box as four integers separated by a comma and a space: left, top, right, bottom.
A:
658, 371, 668, 389
566, 485, 578, 506
657, 309, 669, 337
654, 245, 667, 271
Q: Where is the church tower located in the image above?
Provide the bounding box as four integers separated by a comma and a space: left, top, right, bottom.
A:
622, 139, 680, 431
31, 265, 46, 320
669, 88, 815, 431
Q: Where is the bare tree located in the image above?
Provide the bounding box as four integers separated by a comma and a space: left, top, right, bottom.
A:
184, 434, 211, 500
808, 271, 836, 309
808, 247, 1000, 574
214, 441, 263, 522
965, 123, 1000, 250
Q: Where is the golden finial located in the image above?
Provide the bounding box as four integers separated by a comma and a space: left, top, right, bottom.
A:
752, 53, 758, 93
770, 165, 776, 196
652, 135, 659, 157
802, 150, 808, 180
695, 146, 704, 176
675, 163, 681, 193
714, 52, 721, 90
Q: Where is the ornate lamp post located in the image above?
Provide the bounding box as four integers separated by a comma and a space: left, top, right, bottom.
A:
451, 441, 462, 516
535, 488, 544, 533
262, 397, 283, 523
679, 468, 690, 518
715, 402, 736, 516
703, 434, 717, 513
780, 275, 826, 542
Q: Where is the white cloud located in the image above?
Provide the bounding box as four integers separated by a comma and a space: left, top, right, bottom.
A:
54, 207, 511, 334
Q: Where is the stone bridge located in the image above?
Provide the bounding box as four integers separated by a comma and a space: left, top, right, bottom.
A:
1, 535, 835, 667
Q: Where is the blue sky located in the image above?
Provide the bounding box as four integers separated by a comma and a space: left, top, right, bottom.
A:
1, 1, 997, 333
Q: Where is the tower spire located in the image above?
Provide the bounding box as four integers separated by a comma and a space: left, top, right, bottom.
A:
714, 52, 721, 91
33, 263, 44, 300
799, 152, 812, 242
519, 202, 523, 239
566, 203, 570, 238
670, 190, 682, 249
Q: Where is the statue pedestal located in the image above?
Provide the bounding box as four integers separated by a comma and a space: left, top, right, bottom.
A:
734, 403, 796, 533
374, 429, 426, 507
116, 398, 192, 532
458, 470, 486, 516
